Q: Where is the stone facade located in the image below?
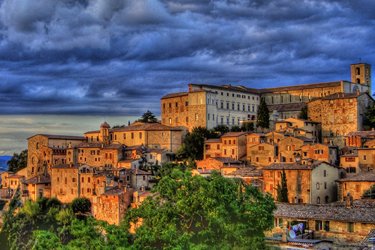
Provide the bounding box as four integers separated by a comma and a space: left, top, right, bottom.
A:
161, 63, 371, 132
247, 143, 277, 167
278, 137, 306, 163
337, 172, 375, 201
345, 130, 375, 147
308, 93, 374, 147
92, 187, 132, 225
27, 134, 86, 178
263, 162, 339, 204
221, 132, 247, 160
300, 144, 338, 165
272, 200, 375, 245
50, 165, 80, 203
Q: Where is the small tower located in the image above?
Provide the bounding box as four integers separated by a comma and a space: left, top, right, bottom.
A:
351, 63, 371, 92
99, 121, 110, 145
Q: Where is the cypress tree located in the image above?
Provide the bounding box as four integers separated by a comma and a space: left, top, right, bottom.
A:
277, 169, 288, 202
256, 97, 269, 129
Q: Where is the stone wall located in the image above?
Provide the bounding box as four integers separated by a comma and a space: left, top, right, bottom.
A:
338, 181, 375, 201
50, 167, 79, 203
247, 143, 276, 167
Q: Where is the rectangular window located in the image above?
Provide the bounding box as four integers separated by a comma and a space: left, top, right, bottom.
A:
315, 220, 323, 231
139, 132, 142, 139
131, 132, 134, 139
324, 221, 330, 231
347, 222, 354, 232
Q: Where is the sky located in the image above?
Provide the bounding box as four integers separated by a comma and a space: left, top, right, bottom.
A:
0, 0, 374, 155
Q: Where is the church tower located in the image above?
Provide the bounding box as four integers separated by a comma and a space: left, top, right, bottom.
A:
351, 63, 371, 93
99, 121, 110, 145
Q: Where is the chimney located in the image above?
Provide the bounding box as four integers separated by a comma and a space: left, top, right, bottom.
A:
345, 192, 353, 208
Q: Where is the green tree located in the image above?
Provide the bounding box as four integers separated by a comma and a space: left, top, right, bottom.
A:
241, 122, 255, 132
276, 169, 289, 202
298, 105, 308, 120
364, 103, 375, 129
362, 184, 375, 199
230, 125, 241, 132
30, 230, 62, 250
138, 110, 158, 123
213, 125, 229, 135
126, 170, 276, 249
256, 97, 270, 129
7, 149, 28, 173
71, 198, 91, 214
177, 127, 216, 160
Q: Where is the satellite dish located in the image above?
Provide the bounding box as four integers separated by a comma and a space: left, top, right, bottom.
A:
289, 230, 296, 239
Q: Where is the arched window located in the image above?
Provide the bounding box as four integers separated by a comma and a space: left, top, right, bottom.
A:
356, 67, 360, 75
325, 196, 329, 203
356, 78, 360, 84
317, 196, 321, 204
36, 143, 39, 149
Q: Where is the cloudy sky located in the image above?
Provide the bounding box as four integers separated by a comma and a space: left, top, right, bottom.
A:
0, 0, 374, 154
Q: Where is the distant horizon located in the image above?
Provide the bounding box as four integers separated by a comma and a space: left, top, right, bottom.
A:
0, 114, 141, 156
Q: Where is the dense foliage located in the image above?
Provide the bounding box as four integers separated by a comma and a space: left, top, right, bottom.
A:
362, 184, 375, 199
176, 127, 218, 160
276, 169, 289, 202
126, 170, 276, 249
256, 98, 270, 129
2, 167, 275, 250
71, 198, 91, 214
2, 193, 130, 250
364, 103, 375, 130
7, 149, 28, 173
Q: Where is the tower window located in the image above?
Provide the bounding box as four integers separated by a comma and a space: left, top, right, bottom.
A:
356, 78, 360, 84
356, 67, 360, 75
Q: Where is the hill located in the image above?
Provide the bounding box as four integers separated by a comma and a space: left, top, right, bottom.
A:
0, 156, 11, 172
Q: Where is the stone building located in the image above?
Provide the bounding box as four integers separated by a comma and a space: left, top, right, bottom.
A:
345, 130, 375, 148
308, 92, 374, 147
50, 164, 80, 203
92, 186, 133, 225
300, 143, 338, 166
204, 138, 222, 159
196, 157, 244, 172
247, 143, 277, 167
337, 171, 375, 201
274, 118, 321, 141
161, 63, 371, 131
161, 84, 260, 131
27, 134, 86, 178
85, 122, 184, 154
272, 199, 375, 245
265, 132, 285, 144
247, 133, 266, 146
24, 174, 51, 201
340, 152, 359, 174
263, 161, 339, 204
203, 132, 247, 160
278, 136, 310, 163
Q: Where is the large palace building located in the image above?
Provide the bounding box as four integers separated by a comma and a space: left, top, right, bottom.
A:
161, 63, 372, 132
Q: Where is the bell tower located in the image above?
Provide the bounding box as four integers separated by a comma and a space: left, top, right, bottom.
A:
99, 121, 110, 145
351, 63, 371, 93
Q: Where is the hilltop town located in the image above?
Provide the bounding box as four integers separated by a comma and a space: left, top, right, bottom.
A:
1, 63, 375, 249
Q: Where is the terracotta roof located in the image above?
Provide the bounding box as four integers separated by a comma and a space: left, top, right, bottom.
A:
247, 133, 266, 137
294, 136, 315, 143
51, 164, 79, 169
340, 152, 358, 157
103, 186, 125, 196
28, 134, 85, 140
189, 83, 260, 95
222, 132, 247, 137
263, 161, 334, 171
309, 92, 373, 102
161, 92, 189, 99
337, 171, 375, 182
346, 130, 375, 137
261, 81, 343, 93
205, 138, 221, 143
24, 174, 50, 184
113, 123, 182, 132
8, 174, 25, 179
274, 200, 375, 223
267, 102, 306, 112
212, 157, 242, 164
224, 167, 262, 177
77, 142, 123, 149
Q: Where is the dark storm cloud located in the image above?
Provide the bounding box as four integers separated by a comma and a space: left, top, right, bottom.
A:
0, 0, 374, 116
